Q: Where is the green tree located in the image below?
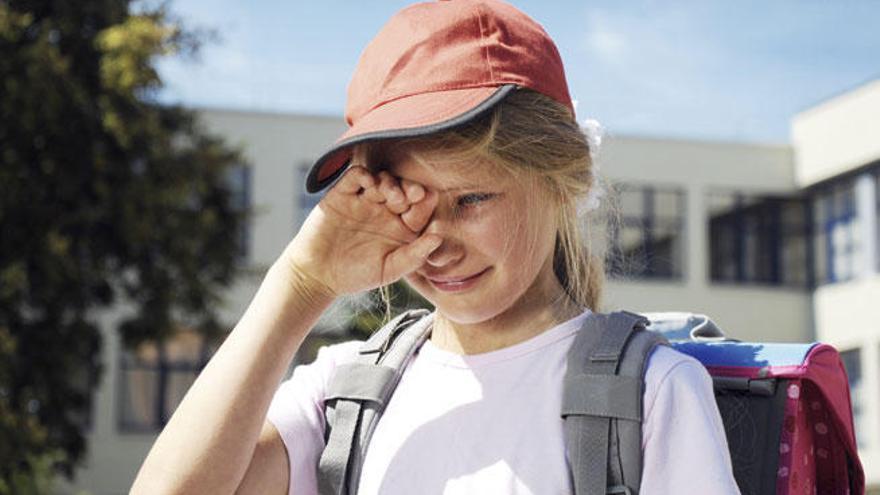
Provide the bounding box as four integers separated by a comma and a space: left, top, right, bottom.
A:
0, 0, 246, 487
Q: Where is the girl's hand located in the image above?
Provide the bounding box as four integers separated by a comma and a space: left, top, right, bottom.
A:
279, 166, 440, 297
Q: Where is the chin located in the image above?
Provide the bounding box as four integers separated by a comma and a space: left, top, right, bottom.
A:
432, 305, 506, 326
421, 289, 522, 327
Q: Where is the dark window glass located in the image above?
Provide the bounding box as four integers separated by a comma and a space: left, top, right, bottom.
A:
708, 192, 810, 287
118, 330, 220, 432
225, 164, 252, 261
839, 348, 865, 448
606, 185, 685, 280
810, 180, 858, 285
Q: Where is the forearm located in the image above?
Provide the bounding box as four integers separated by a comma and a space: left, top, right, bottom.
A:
131, 259, 334, 494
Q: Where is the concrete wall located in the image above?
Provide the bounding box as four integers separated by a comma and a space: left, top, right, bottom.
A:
600, 136, 811, 343
197, 109, 347, 269
791, 79, 880, 187
607, 281, 812, 343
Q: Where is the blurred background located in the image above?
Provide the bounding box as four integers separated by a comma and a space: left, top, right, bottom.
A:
1, 0, 878, 493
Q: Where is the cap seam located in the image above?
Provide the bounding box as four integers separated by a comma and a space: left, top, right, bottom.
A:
474, 3, 496, 83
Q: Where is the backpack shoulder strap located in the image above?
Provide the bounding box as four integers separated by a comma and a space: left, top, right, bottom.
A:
317, 308, 433, 495
562, 310, 668, 495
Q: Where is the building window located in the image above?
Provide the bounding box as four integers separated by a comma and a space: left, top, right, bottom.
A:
296, 163, 322, 229
225, 164, 252, 261
118, 330, 219, 432
707, 192, 810, 287
811, 180, 859, 285
839, 348, 866, 448
606, 184, 685, 280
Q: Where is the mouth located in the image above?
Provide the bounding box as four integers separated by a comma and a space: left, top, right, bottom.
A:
426, 268, 491, 293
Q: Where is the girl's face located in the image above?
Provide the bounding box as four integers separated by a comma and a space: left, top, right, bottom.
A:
384, 146, 565, 326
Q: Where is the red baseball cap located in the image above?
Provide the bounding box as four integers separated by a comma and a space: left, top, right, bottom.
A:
306, 0, 575, 193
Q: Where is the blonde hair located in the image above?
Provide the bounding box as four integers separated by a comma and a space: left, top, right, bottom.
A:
351, 87, 604, 316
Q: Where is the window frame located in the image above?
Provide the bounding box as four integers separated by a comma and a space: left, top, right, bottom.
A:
606, 183, 686, 281
810, 179, 859, 286
116, 334, 215, 433
225, 163, 253, 262
706, 190, 811, 289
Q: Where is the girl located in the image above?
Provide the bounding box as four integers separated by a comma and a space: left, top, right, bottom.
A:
132, 1, 740, 494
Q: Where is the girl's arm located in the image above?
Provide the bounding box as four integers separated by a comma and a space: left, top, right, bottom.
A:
130, 166, 439, 494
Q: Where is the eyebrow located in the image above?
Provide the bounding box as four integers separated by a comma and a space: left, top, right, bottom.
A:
438, 186, 474, 193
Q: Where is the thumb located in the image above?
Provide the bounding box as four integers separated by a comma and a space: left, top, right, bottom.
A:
383, 234, 442, 283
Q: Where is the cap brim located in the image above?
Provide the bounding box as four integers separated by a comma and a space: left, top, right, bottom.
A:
305, 84, 517, 193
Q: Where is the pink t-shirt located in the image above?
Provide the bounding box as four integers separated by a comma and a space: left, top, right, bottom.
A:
267, 310, 741, 494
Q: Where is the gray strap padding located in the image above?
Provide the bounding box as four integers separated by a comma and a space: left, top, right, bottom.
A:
317, 310, 434, 495
324, 363, 396, 404
612, 329, 667, 493
345, 314, 434, 493
358, 309, 431, 355
318, 400, 363, 495
563, 311, 666, 495
561, 374, 641, 421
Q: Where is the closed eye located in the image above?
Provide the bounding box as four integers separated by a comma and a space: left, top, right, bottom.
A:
456, 192, 496, 207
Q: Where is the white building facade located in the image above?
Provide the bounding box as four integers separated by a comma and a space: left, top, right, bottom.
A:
64, 80, 880, 494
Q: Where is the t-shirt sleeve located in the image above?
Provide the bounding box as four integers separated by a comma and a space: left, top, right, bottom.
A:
266, 341, 362, 495
640, 346, 741, 495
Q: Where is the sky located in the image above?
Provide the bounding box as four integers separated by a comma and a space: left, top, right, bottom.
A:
155, 0, 880, 145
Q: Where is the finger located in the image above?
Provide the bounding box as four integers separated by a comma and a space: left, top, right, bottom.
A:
334, 166, 376, 195
400, 189, 438, 233
360, 182, 386, 203
382, 233, 443, 283
400, 178, 425, 203
378, 171, 409, 214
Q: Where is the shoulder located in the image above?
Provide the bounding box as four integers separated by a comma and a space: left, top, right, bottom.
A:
644, 344, 710, 385
639, 345, 740, 493
643, 344, 714, 416
311, 339, 364, 369
270, 340, 363, 409
298, 340, 364, 391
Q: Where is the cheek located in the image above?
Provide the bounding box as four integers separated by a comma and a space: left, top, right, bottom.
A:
463, 219, 510, 257
475, 208, 553, 271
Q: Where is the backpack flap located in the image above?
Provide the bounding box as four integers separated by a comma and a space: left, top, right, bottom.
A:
641, 312, 728, 342
792, 344, 865, 495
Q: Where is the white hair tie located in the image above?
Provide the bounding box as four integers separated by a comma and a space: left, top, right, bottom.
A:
578, 118, 607, 215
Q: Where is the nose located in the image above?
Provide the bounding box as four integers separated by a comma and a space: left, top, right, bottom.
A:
425, 239, 464, 268
423, 215, 464, 268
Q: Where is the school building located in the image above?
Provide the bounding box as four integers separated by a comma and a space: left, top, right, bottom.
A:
63, 79, 880, 494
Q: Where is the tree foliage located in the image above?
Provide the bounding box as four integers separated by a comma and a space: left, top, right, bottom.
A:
0, 0, 246, 486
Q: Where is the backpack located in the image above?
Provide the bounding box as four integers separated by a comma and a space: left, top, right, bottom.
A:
316, 309, 865, 495
649, 312, 865, 495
